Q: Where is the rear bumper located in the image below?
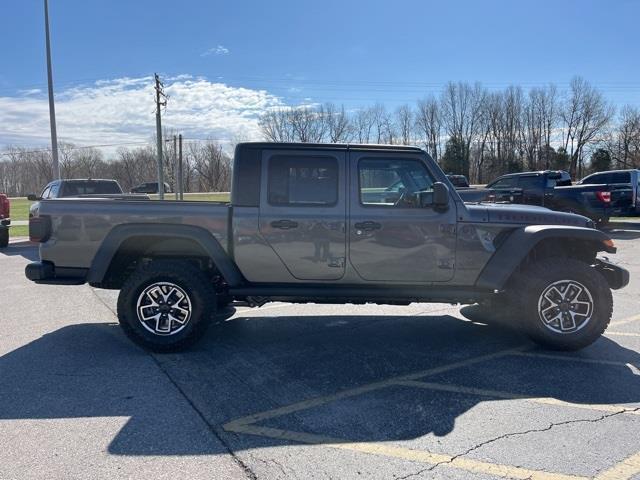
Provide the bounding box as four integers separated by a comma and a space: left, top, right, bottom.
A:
25, 261, 87, 285
594, 258, 630, 290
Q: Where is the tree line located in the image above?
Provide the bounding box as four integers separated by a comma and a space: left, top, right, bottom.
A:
0, 137, 233, 197
1, 76, 639, 197
259, 77, 640, 183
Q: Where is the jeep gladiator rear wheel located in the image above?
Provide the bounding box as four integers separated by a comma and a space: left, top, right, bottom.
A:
515, 258, 612, 350
117, 260, 217, 352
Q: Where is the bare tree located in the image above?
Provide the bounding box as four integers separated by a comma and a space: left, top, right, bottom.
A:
415, 96, 441, 161
258, 109, 296, 142
190, 141, 232, 191
609, 105, 640, 169
561, 77, 614, 177
323, 103, 352, 142
395, 104, 413, 145
440, 82, 486, 177
353, 107, 375, 143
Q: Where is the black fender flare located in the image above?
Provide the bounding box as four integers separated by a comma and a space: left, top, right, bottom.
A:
86, 223, 245, 287
475, 225, 616, 291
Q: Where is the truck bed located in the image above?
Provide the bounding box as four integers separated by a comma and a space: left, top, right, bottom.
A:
34, 198, 231, 269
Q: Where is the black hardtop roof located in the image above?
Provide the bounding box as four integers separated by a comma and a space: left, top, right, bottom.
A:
236, 142, 425, 153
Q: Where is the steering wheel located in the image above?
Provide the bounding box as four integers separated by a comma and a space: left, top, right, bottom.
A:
394, 188, 412, 207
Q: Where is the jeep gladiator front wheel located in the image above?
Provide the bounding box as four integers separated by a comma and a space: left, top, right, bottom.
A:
515, 258, 612, 350
117, 260, 217, 352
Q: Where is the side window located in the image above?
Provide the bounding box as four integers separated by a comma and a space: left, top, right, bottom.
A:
49, 183, 60, 198
581, 173, 606, 185
610, 172, 630, 183
489, 177, 517, 189
359, 158, 433, 208
40, 186, 51, 199
517, 176, 541, 190
268, 155, 338, 206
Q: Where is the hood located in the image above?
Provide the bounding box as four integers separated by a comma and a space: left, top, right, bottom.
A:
464, 203, 592, 228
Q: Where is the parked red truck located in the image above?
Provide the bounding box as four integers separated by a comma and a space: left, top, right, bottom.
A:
0, 194, 10, 248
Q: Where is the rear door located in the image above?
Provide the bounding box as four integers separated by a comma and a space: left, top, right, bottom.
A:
348, 151, 457, 283
516, 175, 544, 205
258, 148, 347, 281
487, 176, 520, 203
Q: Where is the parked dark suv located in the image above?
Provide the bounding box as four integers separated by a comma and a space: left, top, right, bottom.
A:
130, 182, 172, 194
28, 179, 124, 200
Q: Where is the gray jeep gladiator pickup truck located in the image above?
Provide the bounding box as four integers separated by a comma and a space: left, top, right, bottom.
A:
25, 143, 629, 352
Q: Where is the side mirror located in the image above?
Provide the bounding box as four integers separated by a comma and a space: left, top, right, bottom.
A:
419, 182, 449, 209
27, 194, 40, 201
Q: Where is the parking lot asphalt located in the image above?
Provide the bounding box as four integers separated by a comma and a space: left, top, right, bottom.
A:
1, 226, 639, 480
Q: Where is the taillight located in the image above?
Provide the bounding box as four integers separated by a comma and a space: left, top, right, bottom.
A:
0, 195, 8, 218
29, 216, 51, 243
596, 191, 611, 203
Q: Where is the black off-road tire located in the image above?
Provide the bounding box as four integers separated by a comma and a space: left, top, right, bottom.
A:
511, 258, 612, 351
0, 228, 8, 248
117, 260, 217, 352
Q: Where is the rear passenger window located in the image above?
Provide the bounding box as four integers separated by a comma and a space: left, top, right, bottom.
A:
268, 156, 338, 206
581, 173, 607, 184
517, 176, 541, 189
610, 172, 631, 183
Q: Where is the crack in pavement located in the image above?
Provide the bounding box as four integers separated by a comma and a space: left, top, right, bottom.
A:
88, 286, 258, 479
149, 353, 259, 480
249, 453, 298, 480
394, 406, 640, 480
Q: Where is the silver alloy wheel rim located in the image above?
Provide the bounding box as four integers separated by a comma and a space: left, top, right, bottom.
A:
537, 279, 594, 334
136, 282, 192, 336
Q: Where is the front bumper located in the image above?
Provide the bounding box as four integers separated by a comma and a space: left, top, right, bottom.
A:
25, 261, 87, 285
594, 258, 630, 290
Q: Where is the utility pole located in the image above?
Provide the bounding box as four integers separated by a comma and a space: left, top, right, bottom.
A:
154, 73, 167, 199
178, 134, 183, 200
173, 135, 178, 200
44, 0, 60, 180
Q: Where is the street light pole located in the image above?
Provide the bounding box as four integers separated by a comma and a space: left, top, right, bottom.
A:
44, 0, 60, 180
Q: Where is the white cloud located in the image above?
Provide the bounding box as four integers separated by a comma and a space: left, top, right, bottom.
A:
17, 88, 42, 96
201, 45, 230, 57
0, 75, 284, 152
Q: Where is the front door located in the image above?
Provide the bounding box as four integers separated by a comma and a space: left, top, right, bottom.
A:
258, 149, 347, 281
348, 151, 457, 283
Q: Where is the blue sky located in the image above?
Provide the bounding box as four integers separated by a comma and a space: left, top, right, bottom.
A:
1, 0, 639, 148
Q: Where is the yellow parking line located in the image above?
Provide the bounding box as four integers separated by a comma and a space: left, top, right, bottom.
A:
224, 345, 639, 480
611, 314, 640, 327
394, 380, 640, 416
513, 351, 638, 368
594, 450, 640, 480
224, 346, 525, 431
227, 424, 587, 480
